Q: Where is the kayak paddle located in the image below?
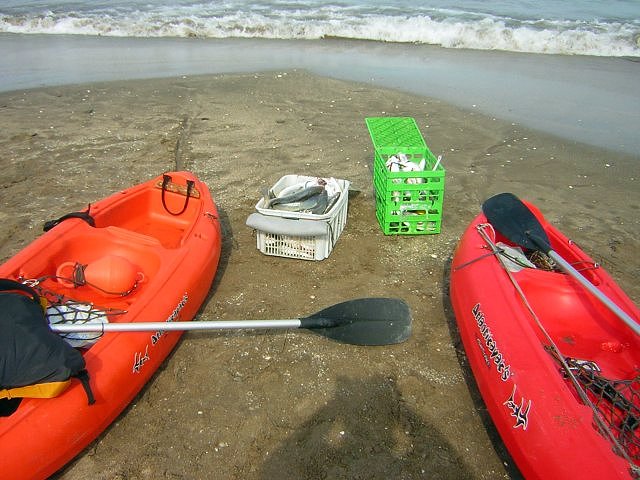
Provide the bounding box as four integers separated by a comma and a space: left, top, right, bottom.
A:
49, 297, 412, 346
482, 192, 640, 336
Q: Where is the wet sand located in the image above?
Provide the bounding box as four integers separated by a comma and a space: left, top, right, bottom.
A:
1, 35, 639, 155
0, 70, 638, 479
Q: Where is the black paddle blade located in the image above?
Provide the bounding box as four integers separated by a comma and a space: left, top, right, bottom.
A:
300, 298, 412, 346
482, 192, 552, 252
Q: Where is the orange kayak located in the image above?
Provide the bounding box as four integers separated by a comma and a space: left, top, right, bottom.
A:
0, 171, 222, 479
450, 198, 639, 479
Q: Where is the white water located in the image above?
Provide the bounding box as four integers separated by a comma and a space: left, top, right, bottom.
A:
1, 0, 639, 57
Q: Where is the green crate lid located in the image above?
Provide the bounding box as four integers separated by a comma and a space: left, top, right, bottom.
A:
365, 117, 426, 151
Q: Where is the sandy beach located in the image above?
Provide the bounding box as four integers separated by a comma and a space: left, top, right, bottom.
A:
0, 69, 638, 479
2, 35, 639, 155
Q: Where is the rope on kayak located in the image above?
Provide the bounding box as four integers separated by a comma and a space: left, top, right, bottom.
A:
546, 349, 640, 470
477, 224, 639, 477
52, 265, 142, 297
454, 223, 532, 272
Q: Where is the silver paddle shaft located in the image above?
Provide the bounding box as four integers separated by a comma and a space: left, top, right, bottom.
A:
50, 319, 303, 333
549, 251, 640, 336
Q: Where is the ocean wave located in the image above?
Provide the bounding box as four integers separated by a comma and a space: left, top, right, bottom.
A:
1, 9, 638, 57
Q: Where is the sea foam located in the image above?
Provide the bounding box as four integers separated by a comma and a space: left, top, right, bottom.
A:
1, 8, 638, 57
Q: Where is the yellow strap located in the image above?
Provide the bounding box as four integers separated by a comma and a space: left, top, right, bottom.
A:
0, 380, 71, 400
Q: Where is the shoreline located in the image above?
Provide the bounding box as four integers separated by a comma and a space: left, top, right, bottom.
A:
1, 34, 639, 156
0, 69, 638, 479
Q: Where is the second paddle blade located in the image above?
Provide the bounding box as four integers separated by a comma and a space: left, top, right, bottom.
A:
301, 298, 412, 346
482, 192, 552, 252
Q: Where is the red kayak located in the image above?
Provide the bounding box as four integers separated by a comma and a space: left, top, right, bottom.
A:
450, 193, 639, 479
0, 171, 222, 479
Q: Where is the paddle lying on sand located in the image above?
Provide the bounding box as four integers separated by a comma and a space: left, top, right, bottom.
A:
482, 192, 640, 336
49, 297, 412, 346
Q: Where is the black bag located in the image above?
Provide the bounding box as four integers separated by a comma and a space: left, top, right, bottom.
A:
0, 279, 94, 416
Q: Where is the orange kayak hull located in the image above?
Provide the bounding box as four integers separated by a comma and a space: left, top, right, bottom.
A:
450, 201, 639, 479
0, 171, 222, 479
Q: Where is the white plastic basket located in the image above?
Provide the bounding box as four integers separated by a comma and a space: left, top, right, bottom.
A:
251, 175, 350, 261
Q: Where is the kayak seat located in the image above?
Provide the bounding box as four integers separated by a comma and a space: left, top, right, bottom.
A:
517, 268, 636, 364
104, 226, 162, 248
10, 227, 166, 305
90, 186, 196, 249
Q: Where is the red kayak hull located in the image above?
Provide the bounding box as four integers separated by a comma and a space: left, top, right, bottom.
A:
450, 201, 639, 479
0, 171, 222, 479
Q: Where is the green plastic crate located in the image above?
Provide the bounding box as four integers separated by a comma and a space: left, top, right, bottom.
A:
373, 152, 445, 234
365, 117, 445, 235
